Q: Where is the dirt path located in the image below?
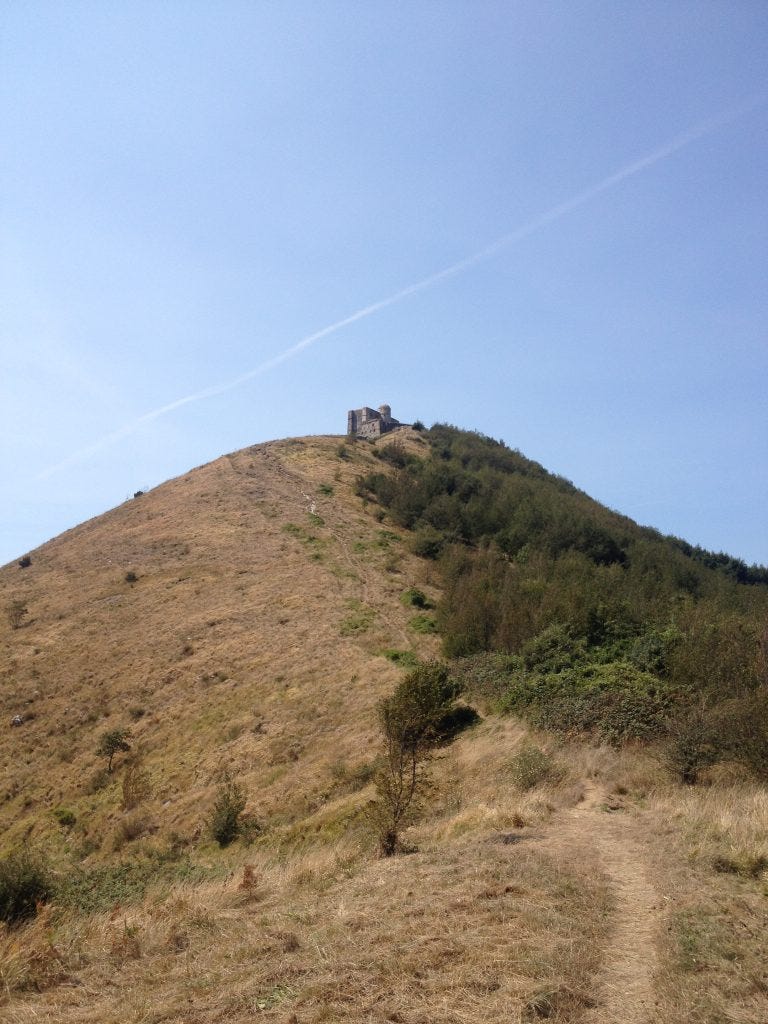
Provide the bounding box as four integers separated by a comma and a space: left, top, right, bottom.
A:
549, 781, 661, 1023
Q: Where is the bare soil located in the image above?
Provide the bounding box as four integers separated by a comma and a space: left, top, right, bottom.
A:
546, 779, 661, 1023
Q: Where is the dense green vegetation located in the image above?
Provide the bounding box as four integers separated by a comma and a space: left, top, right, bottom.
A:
358, 426, 768, 771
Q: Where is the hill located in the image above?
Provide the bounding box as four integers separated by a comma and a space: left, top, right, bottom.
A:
1, 427, 767, 1023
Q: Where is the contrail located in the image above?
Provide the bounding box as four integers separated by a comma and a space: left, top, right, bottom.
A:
37, 95, 765, 480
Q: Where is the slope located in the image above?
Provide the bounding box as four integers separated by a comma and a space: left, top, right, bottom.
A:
1, 429, 767, 1024
0, 431, 441, 852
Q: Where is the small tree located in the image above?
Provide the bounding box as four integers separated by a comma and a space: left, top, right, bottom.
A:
97, 728, 132, 773
209, 773, 247, 847
371, 661, 459, 856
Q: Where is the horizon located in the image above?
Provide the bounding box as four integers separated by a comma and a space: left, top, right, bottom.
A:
2, 3, 767, 566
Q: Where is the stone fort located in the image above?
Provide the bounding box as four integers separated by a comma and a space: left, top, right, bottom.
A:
347, 404, 407, 440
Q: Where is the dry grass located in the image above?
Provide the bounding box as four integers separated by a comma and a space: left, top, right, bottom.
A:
3, 430, 768, 1022
0, 433, 439, 859
3, 831, 612, 1023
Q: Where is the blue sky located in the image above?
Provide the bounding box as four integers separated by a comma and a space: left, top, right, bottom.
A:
2, 2, 767, 567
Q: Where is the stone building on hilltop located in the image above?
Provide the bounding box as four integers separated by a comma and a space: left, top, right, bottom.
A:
347, 404, 406, 439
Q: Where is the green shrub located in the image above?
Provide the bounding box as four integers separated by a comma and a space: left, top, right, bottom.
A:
53, 807, 77, 829
0, 849, 53, 924
409, 527, 445, 560
381, 649, 419, 668
340, 602, 375, 636
663, 711, 721, 785
409, 614, 438, 634
401, 587, 432, 609
209, 774, 247, 847
499, 662, 675, 744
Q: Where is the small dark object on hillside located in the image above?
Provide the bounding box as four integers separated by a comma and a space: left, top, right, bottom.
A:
18, 555, 31, 568
499, 833, 525, 845
0, 849, 53, 924
133, 490, 144, 498
97, 727, 132, 772
209, 773, 247, 847
124, 571, 138, 584
7, 600, 29, 630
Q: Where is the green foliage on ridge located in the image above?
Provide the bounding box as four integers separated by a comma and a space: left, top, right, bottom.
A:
358, 425, 768, 761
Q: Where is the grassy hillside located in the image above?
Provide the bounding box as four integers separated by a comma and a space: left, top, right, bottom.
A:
0, 433, 443, 855
358, 425, 768, 764
1, 428, 767, 1023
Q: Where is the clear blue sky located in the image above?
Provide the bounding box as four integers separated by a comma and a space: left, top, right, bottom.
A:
2, 2, 767, 567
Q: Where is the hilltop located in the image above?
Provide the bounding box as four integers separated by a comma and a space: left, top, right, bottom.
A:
1, 427, 767, 1023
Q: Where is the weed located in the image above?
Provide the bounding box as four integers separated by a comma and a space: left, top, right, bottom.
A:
340, 601, 375, 636
52, 807, 76, 829
508, 745, 566, 791
124, 570, 138, 583
381, 649, 419, 668
6, 600, 29, 630
0, 849, 52, 924
712, 853, 768, 879
318, 483, 334, 496
330, 759, 376, 793
409, 614, 438, 634
112, 812, 153, 851
121, 759, 152, 809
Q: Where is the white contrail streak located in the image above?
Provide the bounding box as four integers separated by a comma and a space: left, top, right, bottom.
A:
37, 95, 765, 480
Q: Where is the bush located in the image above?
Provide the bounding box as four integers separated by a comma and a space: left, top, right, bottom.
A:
112, 813, 152, 851
209, 774, 247, 847
0, 849, 53, 924
6, 599, 29, 630
499, 662, 675, 744
409, 527, 445, 560
124, 571, 138, 584
508, 744, 566, 791
18, 555, 31, 569
663, 711, 720, 785
121, 759, 152, 810
401, 587, 432, 609
53, 807, 76, 829
412, 420, 425, 431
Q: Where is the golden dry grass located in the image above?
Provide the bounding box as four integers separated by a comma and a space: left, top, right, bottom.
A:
2, 430, 767, 1022
0, 432, 439, 856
